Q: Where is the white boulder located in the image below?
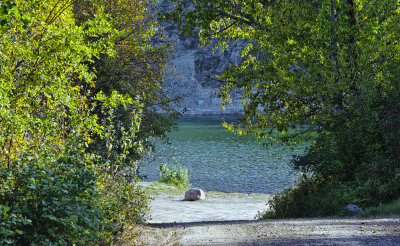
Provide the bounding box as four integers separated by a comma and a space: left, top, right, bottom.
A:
184, 188, 205, 201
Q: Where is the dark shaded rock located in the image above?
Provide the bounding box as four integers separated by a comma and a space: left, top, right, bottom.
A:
345, 204, 362, 213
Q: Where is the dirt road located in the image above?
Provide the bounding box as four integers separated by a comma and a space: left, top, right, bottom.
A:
130, 217, 400, 245
125, 183, 400, 245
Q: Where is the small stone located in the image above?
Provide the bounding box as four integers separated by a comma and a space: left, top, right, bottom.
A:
184, 188, 205, 201
345, 204, 362, 213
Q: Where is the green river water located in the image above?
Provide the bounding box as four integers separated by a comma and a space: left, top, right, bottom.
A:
140, 116, 307, 194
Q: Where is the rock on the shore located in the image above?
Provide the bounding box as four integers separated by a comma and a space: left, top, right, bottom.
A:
345, 204, 362, 213
184, 188, 206, 201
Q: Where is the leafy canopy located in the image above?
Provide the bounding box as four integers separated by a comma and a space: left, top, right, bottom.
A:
164, 0, 400, 144
76, 0, 179, 174
0, 0, 119, 166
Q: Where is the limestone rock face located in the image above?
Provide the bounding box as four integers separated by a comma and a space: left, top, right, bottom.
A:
158, 0, 246, 115
184, 188, 206, 201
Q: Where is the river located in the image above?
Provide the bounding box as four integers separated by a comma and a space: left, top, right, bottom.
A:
140, 116, 307, 194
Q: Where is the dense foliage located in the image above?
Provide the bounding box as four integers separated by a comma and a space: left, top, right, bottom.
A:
0, 0, 112, 165
164, 0, 400, 217
0, 154, 116, 245
76, 0, 180, 173
0, 0, 170, 244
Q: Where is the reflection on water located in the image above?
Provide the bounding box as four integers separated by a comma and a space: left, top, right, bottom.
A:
140, 116, 307, 194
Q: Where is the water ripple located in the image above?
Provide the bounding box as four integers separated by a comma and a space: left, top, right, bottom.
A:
141, 118, 307, 194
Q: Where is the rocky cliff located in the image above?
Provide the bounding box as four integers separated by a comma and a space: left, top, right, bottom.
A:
159, 0, 244, 115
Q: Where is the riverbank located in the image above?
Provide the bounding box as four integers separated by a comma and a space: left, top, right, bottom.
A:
140, 182, 273, 223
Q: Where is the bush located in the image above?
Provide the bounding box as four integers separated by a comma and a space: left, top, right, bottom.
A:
263, 175, 356, 218
264, 89, 400, 219
159, 163, 191, 188
99, 173, 150, 225
0, 154, 117, 245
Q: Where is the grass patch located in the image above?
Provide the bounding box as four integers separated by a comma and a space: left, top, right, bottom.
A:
360, 199, 400, 217
138, 181, 188, 196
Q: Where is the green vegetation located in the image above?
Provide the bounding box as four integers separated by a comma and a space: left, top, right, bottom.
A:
360, 198, 400, 217
165, 0, 400, 217
0, 154, 115, 245
140, 181, 189, 196
78, 0, 180, 170
159, 162, 191, 189
0, 0, 174, 244
2, 0, 399, 243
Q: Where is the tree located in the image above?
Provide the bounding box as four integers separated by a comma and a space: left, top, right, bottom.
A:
164, 0, 400, 215
74, 0, 180, 174
0, 1, 150, 243
0, 0, 118, 167
164, 0, 400, 142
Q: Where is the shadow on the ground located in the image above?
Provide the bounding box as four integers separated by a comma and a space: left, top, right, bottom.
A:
235, 234, 400, 246
149, 216, 400, 228
147, 219, 262, 228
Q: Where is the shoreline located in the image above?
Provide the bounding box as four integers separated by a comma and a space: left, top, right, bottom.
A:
139, 182, 273, 224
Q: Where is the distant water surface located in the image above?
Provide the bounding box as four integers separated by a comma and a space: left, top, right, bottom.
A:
140, 116, 307, 194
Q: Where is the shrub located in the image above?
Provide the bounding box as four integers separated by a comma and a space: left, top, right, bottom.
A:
264, 91, 400, 219
0, 154, 117, 245
159, 163, 191, 188
99, 173, 150, 225
263, 175, 357, 218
